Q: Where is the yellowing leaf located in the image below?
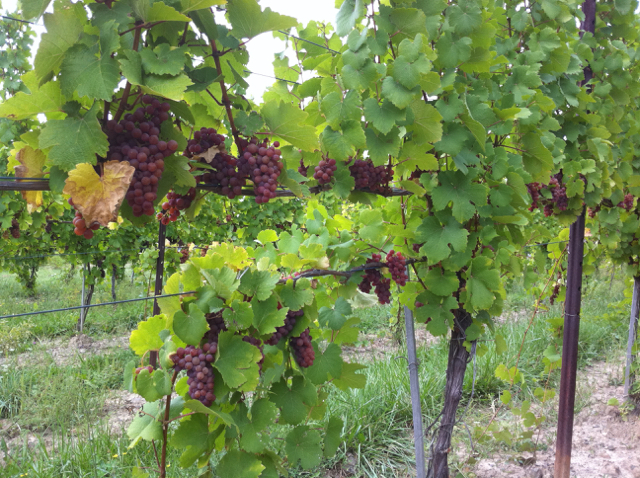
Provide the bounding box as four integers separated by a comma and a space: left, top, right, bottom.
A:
13, 146, 46, 211
63, 160, 135, 226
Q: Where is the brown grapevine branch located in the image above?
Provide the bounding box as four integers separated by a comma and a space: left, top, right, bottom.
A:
210, 38, 241, 150
114, 26, 142, 123
278, 257, 428, 284
160, 370, 178, 478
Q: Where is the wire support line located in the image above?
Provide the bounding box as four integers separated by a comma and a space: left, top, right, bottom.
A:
523, 240, 571, 248
0, 291, 196, 320
0, 248, 146, 261
0, 15, 40, 25
0, 176, 49, 180
243, 69, 300, 84
277, 30, 341, 54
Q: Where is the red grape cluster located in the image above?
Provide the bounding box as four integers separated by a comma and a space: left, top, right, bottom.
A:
157, 189, 196, 224
205, 311, 228, 342
105, 95, 178, 218
298, 158, 308, 177
134, 365, 154, 377
290, 328, 315, 368
237, 138, 284, 204
386, 250, 408, 286
180, 248, 189, 264
9, 217, 20, 239
526, 174, 568, 216
588, 204, 601, 218
185, 128, 247, 199
412, 243, 424, 254
242, 335, 264, 371
170, 345, 216, 407
358, 254, 392, 304
618, 193, 634, 211
313, 157, 337, 185
349, 159, 393, 194
265, 309, 303, 345
69, 198, 100, 239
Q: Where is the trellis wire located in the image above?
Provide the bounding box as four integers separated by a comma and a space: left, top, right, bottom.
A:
0, 292, 195, 320
277, 30, 341, 54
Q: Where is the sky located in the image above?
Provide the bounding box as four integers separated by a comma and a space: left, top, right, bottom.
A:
1, 0, 340, 100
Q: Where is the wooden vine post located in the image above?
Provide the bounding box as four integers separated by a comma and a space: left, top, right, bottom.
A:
150, 221, 166, 368
554, 1, 595, 475
624, 277, 640, 398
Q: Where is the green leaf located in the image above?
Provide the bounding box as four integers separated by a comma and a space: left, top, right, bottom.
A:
305, 342, 343, 385
0, 78, 64, 120
495, 333, 507, 355
227, 0, 297, 39
447, 0, 482, 35
183, 400, 236, 427
232, 399, 278, 453
60, 44, 121, 101
240, 270, 279, 301
415, 214, 469, 263
465, 257, 501, 311
214, 331, 262, 389
408, 100, 443, 145
34, 7, 84, 81
382, 76, 420, 109
171, 414, 219, 468
363, 98, 406, 135
365, 127, 401, 166
21, 0, 53, 20
279, 280, 314, 311
173, 304, 209, 345
521, 132, 554, 183
256, 229, 279, 243
431, 171, 488, 223
460, 97, 486, 152
318, 297, 352, 330
127, 400, 162, 447
286, 426, 323, 469
321, 122, 366, 160
252, 295, 288, 335
270, 376, 317, 425
261, 101, 320, 151
143, 73, 193, 101
333, 164, 356, 197
39, 104, 109, 172
336, 0, 364, 37
140, 44, 187, 76
321, 91, 362, 129
223, 300, 254, 330
146, 2, 191, 22
324, 417, 344, 457
333, 362, 367, 390
424, 267, 460, 296
415, 291, 458, 335
181, 0, 226, 14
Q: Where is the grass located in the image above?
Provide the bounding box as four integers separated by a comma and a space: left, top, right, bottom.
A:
0, 262, 633, 477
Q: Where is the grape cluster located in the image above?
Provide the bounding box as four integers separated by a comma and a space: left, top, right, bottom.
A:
618, 193, 634, 211
237, 138, 283, 204
298, 159, 308, 177
242, 335, 264, 371
69, 198, 100, 239
386, 250, 408, 286
290, 328, 315, 368
313, 157, 337, 185
265, 309, 303, 345
105, 95, 178, 218
9, 217, 20, 239
588, 204, 601, 218
205, 311, 227, 342
157, 189, 196, 224
412, 243, 424, 254
526, 174, 568, 216
134, 365, 154, 377
180, 248, 189, 264
349, 159, 393, 194
358, 254, 392, 304
171, 345, 216, 407
186, 128, 247, 199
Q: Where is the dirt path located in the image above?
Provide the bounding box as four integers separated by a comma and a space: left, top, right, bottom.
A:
472, 359, 640, 478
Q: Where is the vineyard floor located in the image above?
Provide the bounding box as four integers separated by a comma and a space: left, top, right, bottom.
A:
0, 265, 636, 477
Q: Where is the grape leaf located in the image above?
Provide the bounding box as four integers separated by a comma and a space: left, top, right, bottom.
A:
424, 267, 460, 296
214, 331, 262, 390
431, 171, 489, 222
0, 77, 64, 120
318, 297, 352, 330
270, 376, 317, 425
14, 146, 46, 210
305, 342, 343, 385
324, 417, 344, 457
59, 44, 120, 101
261, 101, 320, 151
465, 256, 501, 311
62, 160, 134, 226
333, 362, 367, 390
127, 400, 162, 447
447, 0, 482, 35
416, 214, 469, 264
336, 0, 365, 37
286, 426, 323, 469
140, 44, 188, 76
382, 76, 420, 109
256, 229, 279, 243
231, 400, 278, 453
21, 0, 52, 20
227, 0, 297, 39
223, 300, 254, 330
279, 280, 314, 311
320, 90, 362, 129
146, 2, 191, 22
239, 270, 279, 301
333, 163, 356, 198
365, 127, 401, 166
408, 100, 443, 145
34, 6, 84, 81
321, 122, 366, 160
216, 449, 265, 478
181, 0, 226, 14
129, 314, 168, 356
39, 104, 109, 172
363, 98, 406, 135
521, 132, 554, 183
173, 303, 209, 345
252, 295, 288, 335
171, 414, 219, 468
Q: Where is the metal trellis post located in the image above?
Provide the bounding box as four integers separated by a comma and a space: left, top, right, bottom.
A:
150, 222, 166, 368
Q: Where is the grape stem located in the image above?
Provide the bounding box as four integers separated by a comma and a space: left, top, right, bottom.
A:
210, 38, 241, 150
114, 26, 142, 123
160, 370, 178, 478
